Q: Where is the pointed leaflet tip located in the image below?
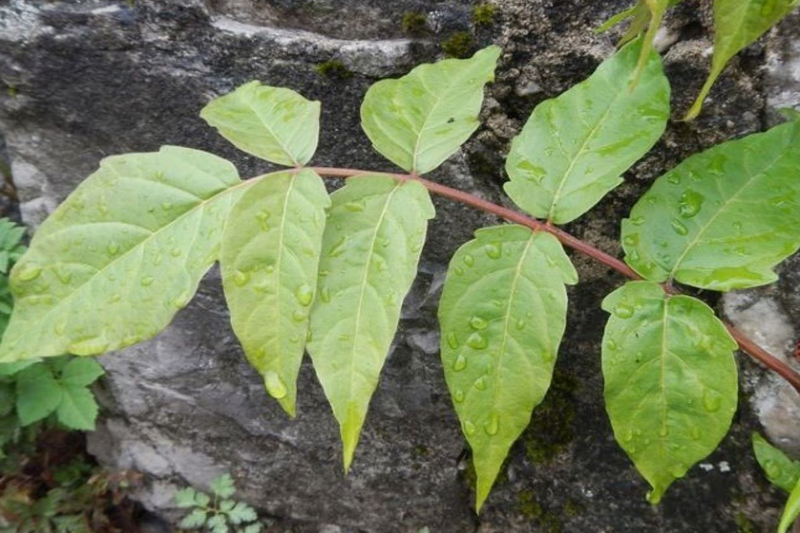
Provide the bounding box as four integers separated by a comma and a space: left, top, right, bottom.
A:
341, 401, 364, 473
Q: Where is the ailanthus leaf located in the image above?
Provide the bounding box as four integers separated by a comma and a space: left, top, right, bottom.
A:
438, 226, 577, 511
221, 170, 329, 417
602, 281, 737, 503
753, 433, 800, 493
622, 119, 800, 291
0, 147, 241, 362
307, 176, 435, 470
505, 41, 669, 224
201, 81, 321, 166
361, 46, 500, 174
686, 0, 800, 120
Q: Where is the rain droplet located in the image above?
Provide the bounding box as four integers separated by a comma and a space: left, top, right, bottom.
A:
17, 265, 42, 281
464, 420, 476, 436
446, 332, 459, 349
485, 243, 502, 259
623, 234, 639, 246
453, 354, 467, 371
671, 218, 689, 236
320, 287, 331, 303
623, 429, 634, 442
232, 270, 249, 286
703, 390, 722, 412
469, 316, 488, 330
463, 254, 475, 267
264, 371, 288, 399
473, 375, 487, 390
172, 291, 190, 308
141, 276, 154, 286
678, 190, 703, 218
670, 463, 687, 478
170, 247, 182, 257
484, 413, 499, 436
690, 426, 701, 441
765, 459, 782, 480
161, 202, 173, 211
453, 389, 465, 403
466, 332, 488, 350
107, 242, 120, 255
292, 310, 307, 322
295, 284, 314, 306
613, 303, 634, 319
255, 211, 270, 230
629, 216, 645, 226
666, 174, 681, 185
344, 201, 365, 212
454, 266, 464, 276
515, 319, 526, 330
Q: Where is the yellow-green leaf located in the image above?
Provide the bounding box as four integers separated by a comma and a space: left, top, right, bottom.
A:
686, 0, 800, 120
602, 281, 738, 504
622, 119, 800, 291
0, 146, 241, 362
201, 81, 321, 166
504, 41, 669, 224
753, 432, 800, 493
307, 176, 435, 469
438, 226, 577, 511
360, 46, 500, 175
780, 478, 800, 533
221, 170, 330, 417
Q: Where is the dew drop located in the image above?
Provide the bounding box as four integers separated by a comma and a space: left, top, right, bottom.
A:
255, 211, 270, 230
678, 190, 703, 218
141, 275, 154, 287
466, 332, 488, 350
606, 339, 618, 351
623, 234, 639, 246
17, 264, 42, 281
454, 266, 464, 276
515, 319, 526, 330
670, 218, 689, 236
484, 413, 499, 436
161, 202, 173, 211
453, 354, 467, 371
666, 174, 680, 185
107, 242, 120, 255
264, 370, 288, 399
232, 270, 249, 286
765, 459, 782, 480
485, 243, 502, 259
453, 389, 465, 403
629, 216, 645, 226
469, 316, 488, 330
690, 426, 701, 441
613, 303, 634, 319
254, 279, 269, 293
170, 247, 182, 257
541, 350, 553, 363
670, 463, 687, 478
172, 291, 191, 308
295, 284, 314, 306
464, 420, 477, 436
623, 429, 634, 442
446, 332, 459, 349
703, 390, 722, 412
344, 201, 365, 212
292, 310, 307, 322
463, 254, 475, 267
320, 287, 331, 303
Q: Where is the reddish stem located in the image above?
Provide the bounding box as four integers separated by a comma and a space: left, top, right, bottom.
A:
307, 166, 800, 394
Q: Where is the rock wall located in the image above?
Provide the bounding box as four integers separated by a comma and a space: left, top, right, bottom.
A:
1, 1, 799, 532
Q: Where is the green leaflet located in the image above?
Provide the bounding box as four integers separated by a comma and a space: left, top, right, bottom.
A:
221, 170, 330, 417
201, 81, 321, 167
622, 119, 800, 291
307, 176, 435, 469
360, 46, 500, 175
753, 432, 800, 492
438, 226, 577, 511
15, 364, 62, 426
57, 386, 99, 430
602, 281, 738, 504
686, 0, 800, 120
781, 479, 800, 533
504, 41, 669, 225
0, 146, 241, 362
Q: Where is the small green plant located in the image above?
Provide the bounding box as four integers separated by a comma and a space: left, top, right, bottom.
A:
175, 474, 262, 533
441, 31, 474, 58
314, 60, 352, 79
1, 31, 800, 526
753, 433, 800, 532
401, 11, 428, 35
472, 3, 497, 27
600, 0, 799, 118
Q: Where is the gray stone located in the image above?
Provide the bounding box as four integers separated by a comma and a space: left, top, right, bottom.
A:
1, 0, 799, 531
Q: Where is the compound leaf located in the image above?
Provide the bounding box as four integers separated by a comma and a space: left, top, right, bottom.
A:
60, 357, 105, 388
209, 474, 236, 499
780, 478, 800, 533
361, 46, 500, 175
753, 432, 800, 493
228, 502, 258, 524
504, 41, 669, 224
438, 226, 577, 511
0, 147, 241, 362
15, 364, 62, 426
307, 176, 435, 470
201, 81, 321, 167
180, 509, 209, 529
622, 119, 800, 291
686, 0, 800, 120
174, 488, 199, 509
602, 281, 738, 503
221, 170, 329, 417
56, 385, 99, 430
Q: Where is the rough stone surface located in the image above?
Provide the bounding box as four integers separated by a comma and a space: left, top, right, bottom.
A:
1, 0, 799, 531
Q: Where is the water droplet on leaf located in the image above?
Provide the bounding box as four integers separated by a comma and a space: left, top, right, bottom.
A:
264, 371, 288, 399
469, 316, 488, 330
466, 332, 488, 350
453, 354, 467, 371
295, 284, 314, 306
